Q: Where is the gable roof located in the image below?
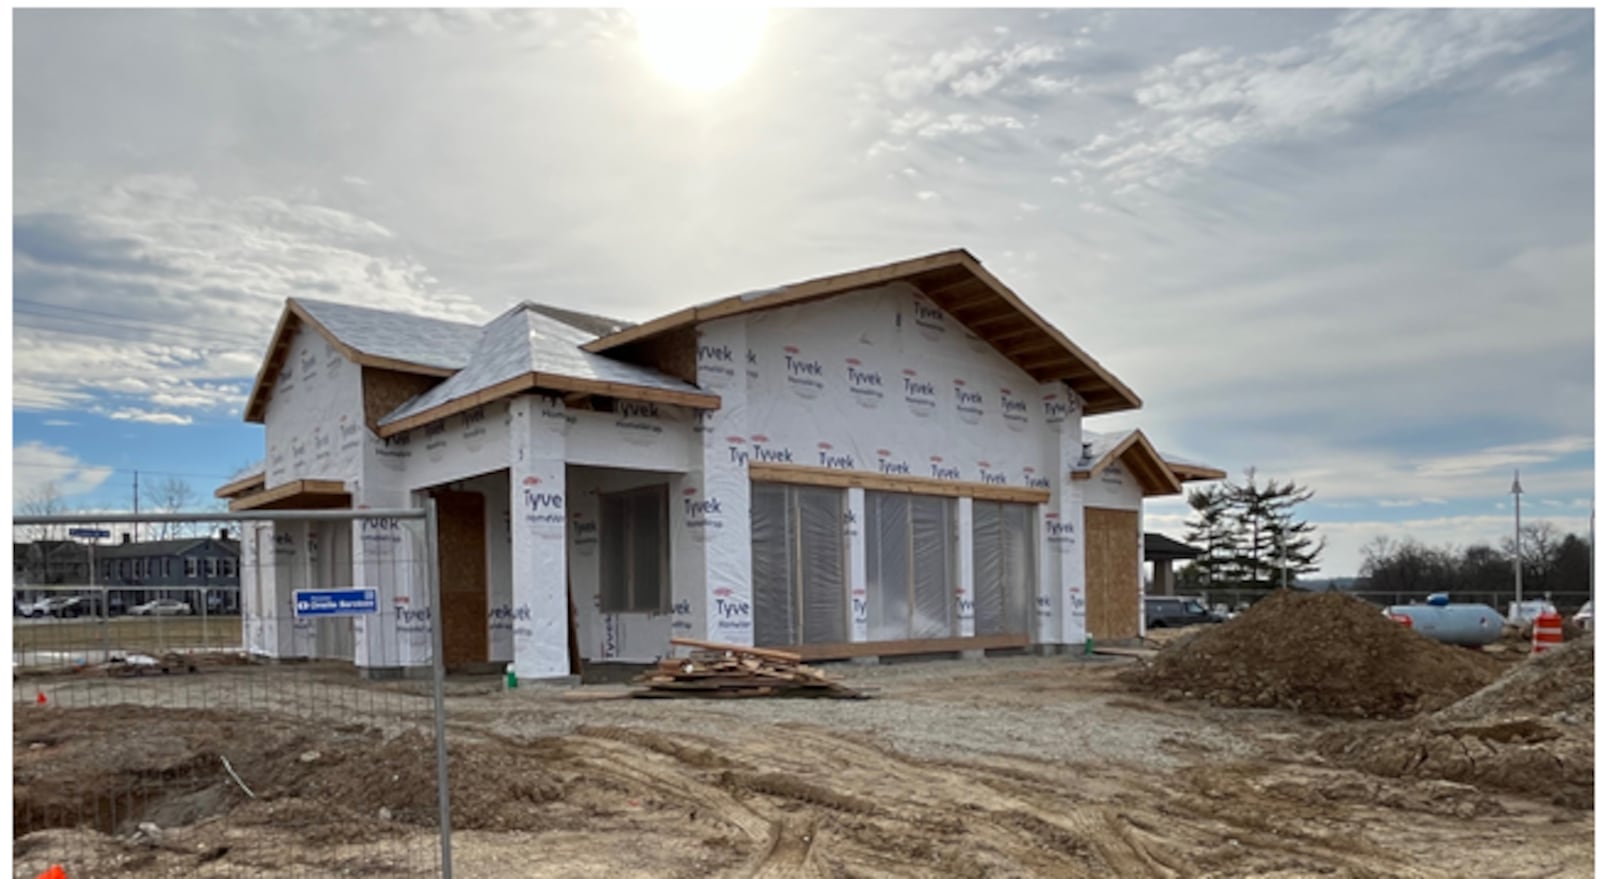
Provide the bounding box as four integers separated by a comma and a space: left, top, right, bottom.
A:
581, 248, 1142, 415
1073, 429, 1183, 496
95, 537, 239, 559
376, 302, 718, 436
244, 298, 484, 423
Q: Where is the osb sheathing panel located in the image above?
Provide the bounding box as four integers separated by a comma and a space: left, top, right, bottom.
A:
363, 367, 442, 431
1085, 506, 1140, 640
613, 327, 698, 386
435, 490, 488, 668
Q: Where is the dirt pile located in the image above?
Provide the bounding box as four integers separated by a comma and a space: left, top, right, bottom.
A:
1123, 590, 1501, 718
13, 706, 572, 842
1318, 637, 1594, 808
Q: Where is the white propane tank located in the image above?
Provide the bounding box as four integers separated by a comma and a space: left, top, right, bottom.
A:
1385, 600, 1505, 647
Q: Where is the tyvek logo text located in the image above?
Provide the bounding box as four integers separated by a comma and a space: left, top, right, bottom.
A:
783, 346, 824, 399
817, 441, 855, 470
902, 368, 936, 418
844, 357, 884, 408
953, 378, 984, 425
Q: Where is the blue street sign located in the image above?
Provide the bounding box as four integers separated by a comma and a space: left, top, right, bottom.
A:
67, 528, 111, 539
293, 589, 378, 618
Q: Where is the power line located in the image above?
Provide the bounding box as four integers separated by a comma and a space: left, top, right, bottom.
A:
14, 313, 265, 351
12, 462, 246, 481
15, 298, 271, 346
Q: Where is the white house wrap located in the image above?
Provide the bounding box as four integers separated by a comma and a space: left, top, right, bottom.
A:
224, 249, 1221, 679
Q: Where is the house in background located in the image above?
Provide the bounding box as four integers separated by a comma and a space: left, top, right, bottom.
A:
220, 249, 1223, 679
13, 540, 92, 596
94, 534, 242, 613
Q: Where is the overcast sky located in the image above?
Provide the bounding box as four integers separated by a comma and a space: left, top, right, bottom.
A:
12, 8, 1595, 576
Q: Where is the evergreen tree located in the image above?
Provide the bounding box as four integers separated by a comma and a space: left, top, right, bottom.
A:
1180, 468, 1324, 591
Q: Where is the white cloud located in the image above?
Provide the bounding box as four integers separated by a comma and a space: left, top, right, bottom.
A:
884, 39, 1069, 101
1066, 10, 1577, 193
106, 408, 194, 425
1417, 436, 1593, 478
41, 419, 75, 427
13, 442, 115, 503
915, 190, 940, 201
1493, 52, 1573, 93
13, 174, 486, 417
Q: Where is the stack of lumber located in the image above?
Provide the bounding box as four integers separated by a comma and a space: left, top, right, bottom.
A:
631, 638, 866, 699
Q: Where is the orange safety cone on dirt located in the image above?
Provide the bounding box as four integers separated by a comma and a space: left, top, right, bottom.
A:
34, 865, 68, 879
1532, 610, 1564, 655
35, 691, 46, 706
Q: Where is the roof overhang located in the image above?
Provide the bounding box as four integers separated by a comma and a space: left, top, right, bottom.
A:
244, 300, 455, 424
228, 479, 352, 512
374, 373, 721, 438
581, 249, 1142, 416
214, 471, 266, 500
1166, 460, 1227, 482
1072, 429, 1184, 496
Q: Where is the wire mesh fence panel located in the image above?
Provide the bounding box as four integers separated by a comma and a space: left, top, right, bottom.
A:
13, 509, 452, 879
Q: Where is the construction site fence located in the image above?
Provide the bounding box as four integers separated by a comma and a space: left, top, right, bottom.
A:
11, 506, 455, 879
1192, 588, 1594, 616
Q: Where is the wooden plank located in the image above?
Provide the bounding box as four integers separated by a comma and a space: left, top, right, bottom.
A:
669, 637, 802, 663
782, 633, 1029, 661
213, 471, 266, 500
748, 463, 1050, 505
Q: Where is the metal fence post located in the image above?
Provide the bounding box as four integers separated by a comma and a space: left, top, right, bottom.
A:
424, 496, 453, 878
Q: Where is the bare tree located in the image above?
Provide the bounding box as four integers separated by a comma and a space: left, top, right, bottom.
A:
17, 480, 67, 543
1502, 521, 1564, 594
143, 476, 198, 539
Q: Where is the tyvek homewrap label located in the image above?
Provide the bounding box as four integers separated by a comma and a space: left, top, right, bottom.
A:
741, 283, 1052, 500
846, 488, 868, 642
696, 336, 738, 389
696, 318, 755, 647
781, 345, 825, 399
843, 356, 885, 409
510, 395, 571, 678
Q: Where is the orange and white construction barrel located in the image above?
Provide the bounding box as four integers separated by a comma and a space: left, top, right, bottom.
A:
1531, 610, 1564, 655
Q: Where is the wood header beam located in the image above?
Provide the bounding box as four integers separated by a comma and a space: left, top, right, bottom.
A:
748, 463, 1050, 504
784, 633, 1030, 661
229, 479, 351, 512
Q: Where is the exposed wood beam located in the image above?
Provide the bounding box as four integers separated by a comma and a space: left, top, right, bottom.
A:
748, 463, 1049, 505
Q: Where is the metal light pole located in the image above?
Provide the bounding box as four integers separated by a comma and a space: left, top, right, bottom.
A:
1511, 470, 1523, 616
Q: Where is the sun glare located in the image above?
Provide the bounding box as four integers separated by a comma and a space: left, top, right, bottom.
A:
633, 8, 768, 91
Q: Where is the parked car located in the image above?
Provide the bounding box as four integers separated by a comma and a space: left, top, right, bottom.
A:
42, 596, 86, 618
1506, 599, 1558, 626
129, 599, 192, 617
1144, 596, 1223, 629
1574, 600, 1593, 631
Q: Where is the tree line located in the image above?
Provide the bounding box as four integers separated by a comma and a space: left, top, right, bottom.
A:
1358, 523, 1592, 599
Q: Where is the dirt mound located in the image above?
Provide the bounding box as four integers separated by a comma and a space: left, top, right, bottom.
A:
1317, 637, 1594, 808
1123, 590, 1502, 718
1435, 635, 1593, 725
13, 706, 572, 842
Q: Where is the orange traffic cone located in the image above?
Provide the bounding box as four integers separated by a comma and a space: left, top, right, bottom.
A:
34, 864, 68, 879
35, 691, 46, 706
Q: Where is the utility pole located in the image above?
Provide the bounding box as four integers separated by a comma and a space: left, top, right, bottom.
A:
132, 470, 140, 543
1511, 470, 1523, 616
1279, 531, 1288, 590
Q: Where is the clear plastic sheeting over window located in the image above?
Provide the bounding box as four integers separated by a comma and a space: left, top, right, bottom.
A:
750, 483, 847, 647
973, 501, 1036, 635
866, 492, 958, 640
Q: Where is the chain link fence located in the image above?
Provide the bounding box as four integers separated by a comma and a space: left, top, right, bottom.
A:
1190, 587, 1593, 617
13, 506, 453, 879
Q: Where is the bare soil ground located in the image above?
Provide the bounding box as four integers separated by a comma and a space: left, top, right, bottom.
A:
13, 646, 1594, 879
